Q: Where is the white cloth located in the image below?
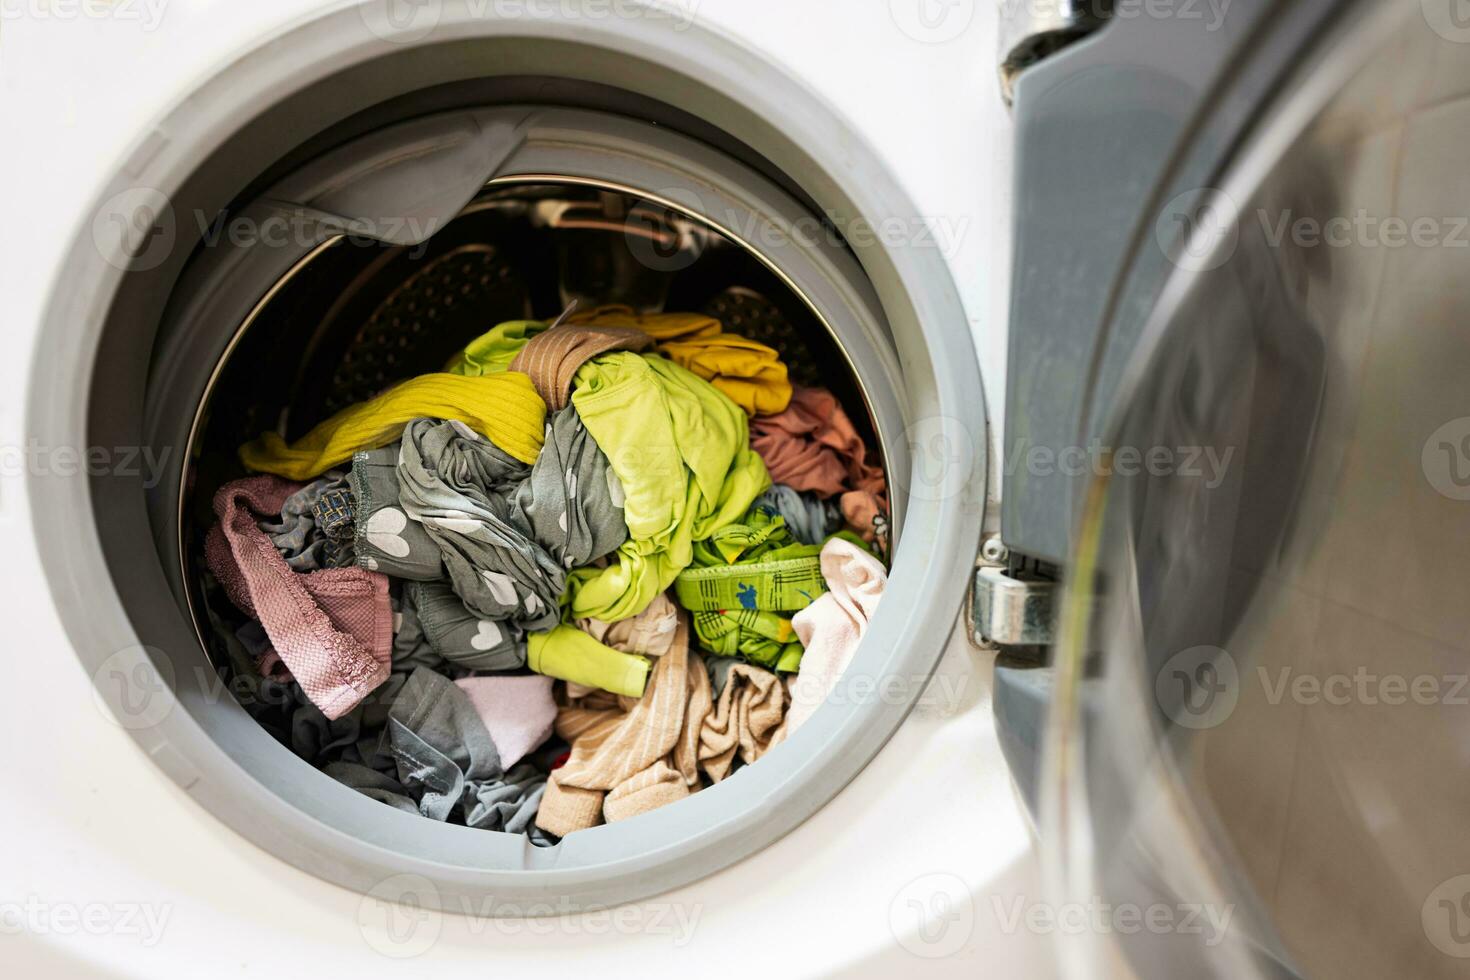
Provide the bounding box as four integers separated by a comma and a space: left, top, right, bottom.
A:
783, 538, 888, 734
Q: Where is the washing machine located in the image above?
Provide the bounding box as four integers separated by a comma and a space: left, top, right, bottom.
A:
985, 0, 1470, 975
2, 1, 1053, 976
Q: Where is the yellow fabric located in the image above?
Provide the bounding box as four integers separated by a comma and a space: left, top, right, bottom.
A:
239, 372, 547, 478
566, 306, 793, 416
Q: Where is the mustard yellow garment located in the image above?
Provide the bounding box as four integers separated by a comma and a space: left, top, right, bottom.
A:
238, 372, 547, 478
442, 319, 548, 377
567, 306, 793, 416
566, 352, 771, 622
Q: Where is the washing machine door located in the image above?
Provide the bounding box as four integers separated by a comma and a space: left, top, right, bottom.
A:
1042, 0, 1470, 976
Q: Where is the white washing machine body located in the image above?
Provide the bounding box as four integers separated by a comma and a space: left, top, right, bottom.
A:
0, 1, 1046, 976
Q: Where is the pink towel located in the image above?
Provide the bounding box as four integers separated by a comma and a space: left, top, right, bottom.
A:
205, 475, 392, 720
454, 675, 557, 769
750, 387, 888, 542
783, 538, 888, 734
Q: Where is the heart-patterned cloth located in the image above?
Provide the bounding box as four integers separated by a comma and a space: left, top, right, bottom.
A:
350, 446, 446, 581
396, 418, 563, 630
510, 405, 628, 571
404, 579, 525, 672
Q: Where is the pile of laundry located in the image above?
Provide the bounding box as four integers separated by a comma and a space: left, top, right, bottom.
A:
203, 305, 890, 841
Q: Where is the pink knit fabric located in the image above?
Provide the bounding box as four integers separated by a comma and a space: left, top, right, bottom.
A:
205, 475, 392, 720
750, 387, 887, 541
783, 537, 888, 734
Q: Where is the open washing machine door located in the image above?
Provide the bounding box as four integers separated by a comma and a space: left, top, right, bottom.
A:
31, 3, 993, 916
1024, 0, 1470, 975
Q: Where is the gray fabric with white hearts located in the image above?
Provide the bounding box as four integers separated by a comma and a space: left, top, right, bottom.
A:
396, 418, 562, 630
405, 578, 525, 672
350, 446, 446, 581
510, 405, 628, 571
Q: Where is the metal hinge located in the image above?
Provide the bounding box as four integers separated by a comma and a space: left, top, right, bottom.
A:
971, 536, 1058, 647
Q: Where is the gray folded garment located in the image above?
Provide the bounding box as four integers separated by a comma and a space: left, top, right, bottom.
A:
258, 472, 352, 572
326, 666, 547, 833
404, 578, 525, 672
397, 418, 563, 630
350, 445, 446, 581
511, 406, 628, 570
753, 484, 842, 545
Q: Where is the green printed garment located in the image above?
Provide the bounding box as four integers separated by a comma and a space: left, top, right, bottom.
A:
692, 608, 804, 673
673, 507, 825, 614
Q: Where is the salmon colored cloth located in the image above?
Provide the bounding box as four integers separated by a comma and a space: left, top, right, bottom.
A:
749, 386, 888, 542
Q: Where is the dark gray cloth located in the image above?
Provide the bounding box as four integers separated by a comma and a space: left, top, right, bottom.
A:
331, 666, 547, 833
511, 406, 628, 570
350, 446, 445, 581
397, 418, 562, 630
406, 579, 525, 672
753, 484, 841, 546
